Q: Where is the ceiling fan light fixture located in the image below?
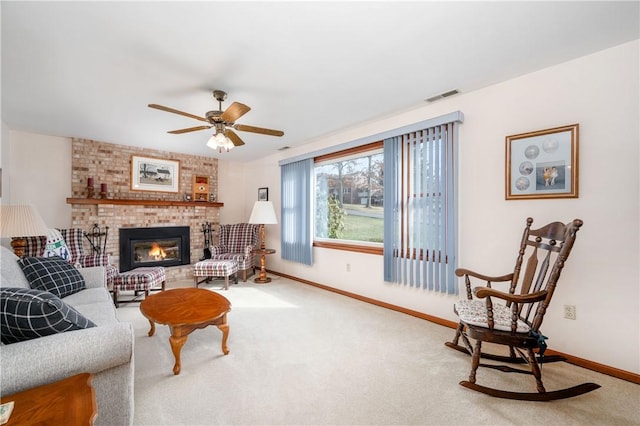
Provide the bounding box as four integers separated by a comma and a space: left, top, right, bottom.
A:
150, 90, 283, 153
207, 132, 234, 153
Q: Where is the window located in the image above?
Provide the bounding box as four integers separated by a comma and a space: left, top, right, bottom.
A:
314, 142, 384, 253
279, 111, 463, 295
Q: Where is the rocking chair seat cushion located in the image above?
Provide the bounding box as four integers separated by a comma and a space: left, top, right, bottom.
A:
455, 299, 530, 333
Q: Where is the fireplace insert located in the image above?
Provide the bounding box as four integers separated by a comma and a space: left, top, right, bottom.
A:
119, 226, 190, 272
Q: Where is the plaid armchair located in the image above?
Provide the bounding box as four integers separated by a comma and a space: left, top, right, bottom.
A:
209, 223, 260, 282
20, 228, 119, 288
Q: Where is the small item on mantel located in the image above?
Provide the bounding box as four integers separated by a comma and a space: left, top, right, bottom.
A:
99, 183, 107, 199
87, 177, 95, 198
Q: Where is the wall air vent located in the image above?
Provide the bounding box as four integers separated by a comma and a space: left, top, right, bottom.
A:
425, 89, 459, 103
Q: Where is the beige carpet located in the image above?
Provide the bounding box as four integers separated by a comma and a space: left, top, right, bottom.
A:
116, 276, 640, 425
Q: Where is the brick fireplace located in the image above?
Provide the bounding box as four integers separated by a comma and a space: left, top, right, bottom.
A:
68, 138, 222, 282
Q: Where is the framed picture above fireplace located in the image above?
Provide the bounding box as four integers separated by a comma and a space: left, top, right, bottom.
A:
131, 155, 180, 193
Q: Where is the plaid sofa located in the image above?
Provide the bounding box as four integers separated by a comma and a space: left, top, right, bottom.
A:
209, 223, 259, 282
21, 228, 119, 288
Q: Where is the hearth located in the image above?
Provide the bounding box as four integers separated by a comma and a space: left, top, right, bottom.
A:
119, 226, 190, 272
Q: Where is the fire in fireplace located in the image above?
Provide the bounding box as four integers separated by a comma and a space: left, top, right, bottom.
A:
119, 226, 190, 272
134, 240, 176, 263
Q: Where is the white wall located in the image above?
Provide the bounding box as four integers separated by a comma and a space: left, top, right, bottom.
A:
1, 120, 11, 202
239, 40, 640, 374
7, 131, 72, 228
218, 160, 283, 232
217, 160, 251, 224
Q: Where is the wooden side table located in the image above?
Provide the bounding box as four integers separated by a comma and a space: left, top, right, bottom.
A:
254, 248, 276, 283
1, 373, 97, 425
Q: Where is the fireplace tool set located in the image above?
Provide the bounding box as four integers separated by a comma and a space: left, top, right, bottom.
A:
201, 222, 213, 260
84, 223, 109, 255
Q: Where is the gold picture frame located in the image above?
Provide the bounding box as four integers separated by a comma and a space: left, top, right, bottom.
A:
506, 124, 579, 200
131, 155, 180, 193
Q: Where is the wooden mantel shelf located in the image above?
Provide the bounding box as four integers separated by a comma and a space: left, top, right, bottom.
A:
66, 198, 224, 208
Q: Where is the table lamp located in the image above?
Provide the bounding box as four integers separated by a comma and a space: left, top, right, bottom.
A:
0, 204, 49, 257
248, 201, 277, 250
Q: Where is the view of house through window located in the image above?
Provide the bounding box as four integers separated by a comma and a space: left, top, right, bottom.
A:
314, 142, 384, 245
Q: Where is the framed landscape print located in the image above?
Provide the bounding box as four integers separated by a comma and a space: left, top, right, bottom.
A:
505, 124, 579, 200
131, 155, 180, 193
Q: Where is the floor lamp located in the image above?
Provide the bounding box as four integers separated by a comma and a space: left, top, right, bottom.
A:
248, 201, 277, 283
0, 204, 49, 257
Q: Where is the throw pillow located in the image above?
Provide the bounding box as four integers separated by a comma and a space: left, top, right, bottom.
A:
0, 287, 96, 344
18, 256, 86, 299
43, 228, 71, 261
57, 228, 85, 263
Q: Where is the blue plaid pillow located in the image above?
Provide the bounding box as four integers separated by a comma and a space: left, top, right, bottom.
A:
0, 287, 96, 344
18, 256, 86, 298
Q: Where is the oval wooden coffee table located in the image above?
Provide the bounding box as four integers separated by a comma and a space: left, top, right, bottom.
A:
140, 288, 231, 375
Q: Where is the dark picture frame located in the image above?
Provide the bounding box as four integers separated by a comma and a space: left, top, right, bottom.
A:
506, 124, 579, 200
258, 187, 268, 201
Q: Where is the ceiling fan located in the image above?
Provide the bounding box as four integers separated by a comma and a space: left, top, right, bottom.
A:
148, 90, 284, 151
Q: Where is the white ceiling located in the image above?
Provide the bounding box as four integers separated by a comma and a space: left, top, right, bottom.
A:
2, 1, 639, 162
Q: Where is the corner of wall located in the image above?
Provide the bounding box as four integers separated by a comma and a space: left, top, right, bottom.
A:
1, 121, 11, 202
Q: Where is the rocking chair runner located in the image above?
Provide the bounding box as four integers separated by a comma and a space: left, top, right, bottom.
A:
445, 217, 600, 401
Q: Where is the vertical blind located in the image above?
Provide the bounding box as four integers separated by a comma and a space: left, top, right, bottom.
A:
383, 121, 459, 294
280, 158, 313, 265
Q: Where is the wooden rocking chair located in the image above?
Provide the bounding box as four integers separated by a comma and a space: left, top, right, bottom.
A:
445, 217, 600, 401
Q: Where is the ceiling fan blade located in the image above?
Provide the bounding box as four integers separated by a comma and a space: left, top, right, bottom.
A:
220, 102, 251, 123
148, 104, 208, 123
225, 129, 245, 147
234, 123, 284, 137
168, 125, 212, 134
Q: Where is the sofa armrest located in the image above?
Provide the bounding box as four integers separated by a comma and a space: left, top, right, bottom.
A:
0, 322, 133, 396
79, 266, 107, 289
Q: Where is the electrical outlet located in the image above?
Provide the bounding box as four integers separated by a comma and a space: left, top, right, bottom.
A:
564, 304, 576, 320
346, 263, 351, 272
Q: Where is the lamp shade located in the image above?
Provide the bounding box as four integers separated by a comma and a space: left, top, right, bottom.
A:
248, 201, 277, 225
0, 204, 49, 238
207, 132, 234, 152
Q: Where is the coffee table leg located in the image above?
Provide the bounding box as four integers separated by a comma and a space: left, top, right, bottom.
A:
147, 319, 156, 337
169, 334, 188, 375
217, 323, 230, 355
